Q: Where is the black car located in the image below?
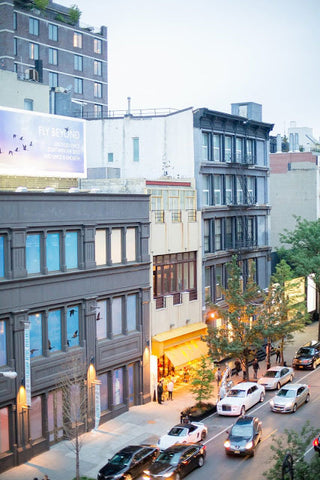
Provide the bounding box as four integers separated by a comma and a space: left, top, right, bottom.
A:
143, 443, 206, 480
97, 445, 159, 480
224, 416, 262, 457
292, 340, 320, 370
313, 435, 320, 455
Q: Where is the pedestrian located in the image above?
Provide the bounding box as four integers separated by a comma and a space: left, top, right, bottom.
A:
167, 378, 174, 400
252, 358, 259, 380
276, 347, 281, 363
234, 359, 241, 376
157, 380, 163, 404
42, 476, 50, 480
215, 367, 222, 386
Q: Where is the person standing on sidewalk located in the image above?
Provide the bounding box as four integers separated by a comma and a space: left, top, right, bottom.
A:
157, 380, 163, 404
167, 378, 174, 400
234, 359, 241, 376
252, 358, 259, 380
215, 367, 222, 386
276, 347, 281, 363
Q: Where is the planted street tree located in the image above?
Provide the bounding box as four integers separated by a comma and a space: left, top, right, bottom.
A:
204, 256, 266, 380
190, 356, 215, 407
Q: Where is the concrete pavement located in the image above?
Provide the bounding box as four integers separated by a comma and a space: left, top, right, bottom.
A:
0, 320, 318, 480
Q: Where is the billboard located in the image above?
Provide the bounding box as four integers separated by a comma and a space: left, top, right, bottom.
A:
0, 106, 86, 177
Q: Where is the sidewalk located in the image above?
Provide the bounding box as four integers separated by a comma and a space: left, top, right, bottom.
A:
0, 321, 318, 480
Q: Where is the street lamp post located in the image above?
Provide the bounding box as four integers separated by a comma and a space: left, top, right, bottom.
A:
0, 371, 17, 379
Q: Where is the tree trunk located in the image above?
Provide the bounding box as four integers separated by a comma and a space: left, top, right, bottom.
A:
75, 423, 80, 480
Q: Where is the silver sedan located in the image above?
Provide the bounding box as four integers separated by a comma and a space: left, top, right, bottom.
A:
257, 366, 294, 390
269, 383, 310, 413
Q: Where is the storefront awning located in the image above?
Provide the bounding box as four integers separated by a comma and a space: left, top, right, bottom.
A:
152, 322, 207, 357
164, 340, 208, 367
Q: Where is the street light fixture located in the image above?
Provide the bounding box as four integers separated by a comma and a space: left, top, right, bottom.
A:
0, 371, 17, 379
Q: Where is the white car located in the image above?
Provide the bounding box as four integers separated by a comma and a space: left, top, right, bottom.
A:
217, 382, 265, 416
257, 366, 294, 390
157, 422, 208, 450
269, 383, 310, 413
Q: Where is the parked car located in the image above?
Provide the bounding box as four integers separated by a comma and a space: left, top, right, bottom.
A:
97, 445, 159, 480
217, 382, 265, 416
257, 366, 294, 390
313, 434, 320, 455
143, 443, 206, 480
224, 416, 262, 457
292, 340, 320, 370
269, 383, 310, 413
158, 422, 207, 450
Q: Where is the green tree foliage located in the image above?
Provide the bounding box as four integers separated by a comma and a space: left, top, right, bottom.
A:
190, 356, 215, 406
69, 4, 81, 25
263, 422, 320, 480
33, 0, 49, 10
203, 256, 266, 379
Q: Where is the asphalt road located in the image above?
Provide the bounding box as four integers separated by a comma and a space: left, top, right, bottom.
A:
185, 366, 320, 480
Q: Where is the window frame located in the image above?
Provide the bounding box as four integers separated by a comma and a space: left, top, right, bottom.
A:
29, 42, 39, 60
74, 77, 83, 94
48, 23, 58, 42
73, 32, 83, 48
94, 60, 102, 76
94, 82, 102, 98
48, 47, 58, 65
94, 38, 102, 54
29, 17, 39, 36
74, 54, 83, 71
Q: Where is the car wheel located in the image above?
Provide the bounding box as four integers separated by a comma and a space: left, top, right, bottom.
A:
198, 455, 204, 467
292, 403, 297, 413
240, 405, 246, 416
260, 392, 265, 402
305, 393, 310, 403
201, 430, 207, 441
277, 382, 281, 390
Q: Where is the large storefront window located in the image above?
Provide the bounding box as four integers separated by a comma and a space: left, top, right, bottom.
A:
113, 368, 123, 405
30, 396, 42, 440
98, 373, 109, 412
47, 390, 63, 443
0, 407, 9, 453
153, 252, 197, 297
128, 364, 135, 406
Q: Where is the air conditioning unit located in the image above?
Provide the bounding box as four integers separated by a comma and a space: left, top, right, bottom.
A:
26, 69, 39, 81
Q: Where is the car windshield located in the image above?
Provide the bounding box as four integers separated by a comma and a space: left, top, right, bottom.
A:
227, 389, 245, 398
231, 425, 253, 437
168, 427, 187, 437
277, 389, 295, 398
297, 348, 313, 356
264, 371, 278, 378
109, 452, 133, 466
156, 451, 181, 465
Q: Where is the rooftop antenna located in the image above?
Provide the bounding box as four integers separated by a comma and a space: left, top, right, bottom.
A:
127, 96, 131, 115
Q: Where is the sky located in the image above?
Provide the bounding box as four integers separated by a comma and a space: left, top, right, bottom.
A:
60, 0, 320, 138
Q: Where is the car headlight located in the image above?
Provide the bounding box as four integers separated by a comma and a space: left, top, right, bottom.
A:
224, 440, 231, 448
270, 399, 274, 407
245, 441, 253, 450
163, 472, 174, 478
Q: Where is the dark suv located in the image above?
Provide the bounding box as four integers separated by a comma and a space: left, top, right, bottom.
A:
292, 341, 320, 370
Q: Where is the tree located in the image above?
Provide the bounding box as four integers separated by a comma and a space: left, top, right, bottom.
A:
69, 4, 81, 25
190, 356, 215, 406
203, 256, 266, 379
279, 216, 320, 338
33, 0, 49, 10
263, 422, 320, 480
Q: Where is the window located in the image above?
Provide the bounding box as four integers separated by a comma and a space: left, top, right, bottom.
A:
95, 229, 107, 265
247, 176, 256, 204
74, 77, 83, 94
214, 175, 222, 205
205, 267, 211, 302
14, 38, 17, 56
236, 137, 243, 163
204, 220, 210, 253
236, 217, 243, 248
0, 236, 4, 278
46, 233, 60, 271
133, 137, 139, 162
24, 98, 34, 110
108, 152, 113, 163
111, 228, 121, 263
202, 175, 210, 206
153, 252, 197, 297
246, 139, 254, 164
247, 217, 256, 246
29, 18, 39, 36
26, 234, 41, 274
29, 313, 42, 357
127, 294, 137, 331
13, 12, 17, 30
48, 309, 61, 352
215, 265, 223, 300
94, 104, 102, 118
70, 384, 81, 422
47, 390, 63, 442
213, 134, 221, 161
126, 228, 136, 262
225, 218, 233, 249
225, 175, 234, 205
29, 42, 39, 60
236, 176, 244, 204
214, 219, 222, 251
98, 373, 108, 412
94, 38, 102, 54
30, 396, 42, 440
0, 321, 6, 366
0, 407, 9, 453
49, 72, 58, 87
112, 297, 122, 335
74, 54, 83, 71
96, 300, 107, 339
113, 368, 123, 405
73, 32, 82, 48
225, 136, 232, 162
94, 60, 102, 76
94, 82, 102, 98
48, 23, 58, 41
65, 231, 78, 269
202, 132, 210, 161
48, 47, 58, 65
67, 306, 79, 347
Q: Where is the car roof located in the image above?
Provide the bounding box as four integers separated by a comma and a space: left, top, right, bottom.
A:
234, 416, 256, 425
118, 445, 148, 454
231, 382, 258, 390
301, 341, 319, 348
163, 444, 197, 453
265, 366, 288, 372
279, 383, 307, 391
